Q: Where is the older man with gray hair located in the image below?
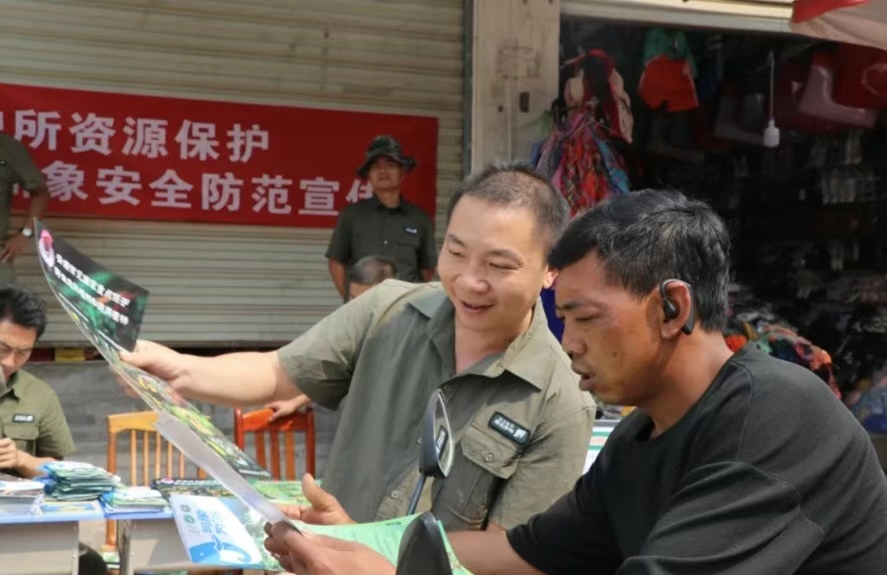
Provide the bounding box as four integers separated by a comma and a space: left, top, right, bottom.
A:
347, 256, 398, 301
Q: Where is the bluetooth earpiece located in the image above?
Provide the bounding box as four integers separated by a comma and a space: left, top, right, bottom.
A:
659, 279, 695, 335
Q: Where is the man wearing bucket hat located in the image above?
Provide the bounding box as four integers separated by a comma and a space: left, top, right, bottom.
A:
325, 135, 437, 299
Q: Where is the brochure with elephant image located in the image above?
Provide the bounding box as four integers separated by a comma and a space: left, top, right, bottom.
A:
33, 221, 290, 526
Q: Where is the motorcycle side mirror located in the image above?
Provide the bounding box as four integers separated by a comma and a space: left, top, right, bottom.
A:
407, 390, 454, 514
395, 512, 453, 575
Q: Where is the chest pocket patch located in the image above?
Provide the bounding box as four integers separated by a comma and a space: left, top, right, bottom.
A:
460, 424, 523, 477
431, 424, 526, 531
398, 229, 420, 247
488, 412, 531, 447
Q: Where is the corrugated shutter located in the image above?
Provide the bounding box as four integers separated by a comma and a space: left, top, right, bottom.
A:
0, 0, 464, 346
562, 0, 794, 32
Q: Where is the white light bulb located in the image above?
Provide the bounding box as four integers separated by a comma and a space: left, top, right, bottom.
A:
763, 118, 780, 148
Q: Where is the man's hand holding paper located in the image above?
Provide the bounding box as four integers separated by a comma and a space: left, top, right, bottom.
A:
279, 474, 355, 527
264, 521, 396, 575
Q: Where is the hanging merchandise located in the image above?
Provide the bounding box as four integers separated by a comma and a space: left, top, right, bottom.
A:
710, 50, 780, 148
561, 49, 634, 144
713, 87, 770, 147
536, 112, 631, 216
535, 49, 633, 216
774, 60, 844, 135
642, 28, 698, 78
799, 50, 879, 129
832, 44, 887, 109
608, 67, 634, 145
692, 34, 724, 104
638, 28, 699, 113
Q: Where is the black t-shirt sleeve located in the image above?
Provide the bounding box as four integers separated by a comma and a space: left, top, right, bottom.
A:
618, 461, 824, 575
507, 468, 622, 575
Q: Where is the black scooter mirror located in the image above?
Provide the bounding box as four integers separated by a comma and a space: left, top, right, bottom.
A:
407, 389, 453, 514
395, 512, 453, 575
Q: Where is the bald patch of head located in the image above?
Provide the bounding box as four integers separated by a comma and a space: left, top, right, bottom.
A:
348, 256, 398, 286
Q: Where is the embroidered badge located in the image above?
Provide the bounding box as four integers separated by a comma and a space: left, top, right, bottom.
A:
488, 412, 531, 446
404, 227, 418, 235
12, 414, 35, 423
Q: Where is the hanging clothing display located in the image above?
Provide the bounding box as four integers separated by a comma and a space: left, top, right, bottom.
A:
534, 49, 632, 216
639, 28, 699, 113
535, 113, 630, 215
642, 28, 697, 77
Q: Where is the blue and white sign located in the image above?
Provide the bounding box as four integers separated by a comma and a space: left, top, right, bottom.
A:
170, 494, 264, 568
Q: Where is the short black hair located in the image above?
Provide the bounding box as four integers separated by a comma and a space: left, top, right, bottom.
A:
0, 284, 48, 339
348, 256, 398, 286
549, 190, 731, 331
446, 161, 569, 253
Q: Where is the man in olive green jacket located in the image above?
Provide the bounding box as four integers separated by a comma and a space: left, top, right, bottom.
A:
123, 163, 596, 532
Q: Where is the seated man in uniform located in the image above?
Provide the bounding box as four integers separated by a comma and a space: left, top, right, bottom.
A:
265, 190, 887, 575
122, 163, 596, 531
0, 284, 108, 575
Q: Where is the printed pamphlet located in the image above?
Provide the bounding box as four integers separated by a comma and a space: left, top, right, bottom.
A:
35, 221, 287, 524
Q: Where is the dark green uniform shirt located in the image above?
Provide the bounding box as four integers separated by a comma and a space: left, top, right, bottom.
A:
0, 369, 75, 466
278, 280, 596, 530
325, 196, 437, 282
0, 134, 46, 285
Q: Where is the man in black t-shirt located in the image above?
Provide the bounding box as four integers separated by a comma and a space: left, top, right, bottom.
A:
264, 190, 887, 575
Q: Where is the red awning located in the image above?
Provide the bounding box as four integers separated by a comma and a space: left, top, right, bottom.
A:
791, 0, 887, 49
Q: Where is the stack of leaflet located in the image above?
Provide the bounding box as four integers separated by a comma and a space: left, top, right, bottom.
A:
153, 477, 310, 506
0, 472, 45, 514
37, 461, 120, 501
101, 486, 170, 516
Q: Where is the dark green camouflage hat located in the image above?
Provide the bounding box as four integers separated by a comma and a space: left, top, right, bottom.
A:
356, 135, 417, 178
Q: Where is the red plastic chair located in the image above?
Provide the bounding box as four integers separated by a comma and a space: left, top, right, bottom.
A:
233, 407, 316, 479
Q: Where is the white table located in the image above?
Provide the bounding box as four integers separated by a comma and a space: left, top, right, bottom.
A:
0, 507, 104, 575
117, 514, 263, 575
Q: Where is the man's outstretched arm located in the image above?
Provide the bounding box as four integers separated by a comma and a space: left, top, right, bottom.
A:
121, 341, 301, 407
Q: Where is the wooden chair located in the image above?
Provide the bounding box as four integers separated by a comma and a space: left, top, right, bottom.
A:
104, 411, 207, 552
233, 407, 316, 480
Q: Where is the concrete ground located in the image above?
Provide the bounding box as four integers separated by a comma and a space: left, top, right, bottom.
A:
26, 360, 337, 552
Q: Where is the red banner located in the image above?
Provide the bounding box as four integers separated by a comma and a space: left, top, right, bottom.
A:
0, 83, 438, 228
